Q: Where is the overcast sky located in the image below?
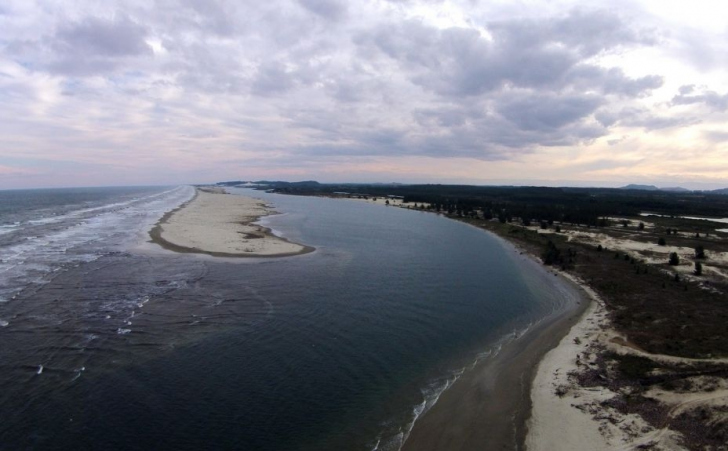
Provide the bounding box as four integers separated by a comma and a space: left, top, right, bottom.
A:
1, 0, 727, 189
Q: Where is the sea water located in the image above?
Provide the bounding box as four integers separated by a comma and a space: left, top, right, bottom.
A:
0, 186, 579, 450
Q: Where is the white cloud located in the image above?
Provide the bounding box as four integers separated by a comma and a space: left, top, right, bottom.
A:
0, 0, 727, 188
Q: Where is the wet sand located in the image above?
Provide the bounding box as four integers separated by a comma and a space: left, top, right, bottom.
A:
149, 187, 314, 258
402, 248, 591, 451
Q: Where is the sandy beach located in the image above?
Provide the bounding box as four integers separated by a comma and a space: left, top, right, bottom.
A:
149, 187, 314, 258
525, 270, 728, 451
402, 240, 590, 451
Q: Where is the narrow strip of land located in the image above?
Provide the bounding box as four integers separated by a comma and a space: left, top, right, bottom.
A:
149, 187, 314, 258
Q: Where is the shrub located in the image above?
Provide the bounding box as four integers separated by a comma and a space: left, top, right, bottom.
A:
695, 245, 705, 259
669, 252, 680, 266
542, 241, 562, 265
658, 237, 666, 246
695, 262, 703, 276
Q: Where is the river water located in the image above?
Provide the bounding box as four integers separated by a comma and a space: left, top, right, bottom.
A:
0, 185, 579, 450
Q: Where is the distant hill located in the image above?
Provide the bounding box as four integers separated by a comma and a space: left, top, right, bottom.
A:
215, 180, 323, 188
255, 180, 321, 187
620, 184, 692, 192
216, 180, 249, 186
711, 188, 728, 195
620, 184, 660, 191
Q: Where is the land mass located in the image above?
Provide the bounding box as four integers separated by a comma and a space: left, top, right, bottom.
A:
236, 180, 728, 450
149, 187, 314, 258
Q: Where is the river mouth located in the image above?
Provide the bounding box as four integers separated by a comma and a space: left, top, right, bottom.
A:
1, 187, 579, 451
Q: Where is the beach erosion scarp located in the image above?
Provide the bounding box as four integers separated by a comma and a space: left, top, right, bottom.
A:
149, 187, 314, 258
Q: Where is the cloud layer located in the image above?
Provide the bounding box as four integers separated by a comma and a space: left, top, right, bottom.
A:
1, 0, 727, 188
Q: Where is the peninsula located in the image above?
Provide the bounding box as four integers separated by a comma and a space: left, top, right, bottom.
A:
150, 187, 314, 258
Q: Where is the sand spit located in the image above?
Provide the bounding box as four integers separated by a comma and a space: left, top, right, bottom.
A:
149, 187, 313, 258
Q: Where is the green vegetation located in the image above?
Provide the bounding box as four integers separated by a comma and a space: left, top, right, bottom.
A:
246, 181, 728, 227
669, 252, 680, 266
449, 213, 728, 359
247, 180, 728, 360
695, 245, 705, 259
613, 353, 656, 380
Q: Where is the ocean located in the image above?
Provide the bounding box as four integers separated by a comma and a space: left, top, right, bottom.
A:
0, 185, 579, 450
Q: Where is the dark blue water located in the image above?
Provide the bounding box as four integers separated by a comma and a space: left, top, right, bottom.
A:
0, 186, 578, 450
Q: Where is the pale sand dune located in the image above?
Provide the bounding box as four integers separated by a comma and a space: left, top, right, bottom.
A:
150, 188, 313, 258
526, 273, 686, 451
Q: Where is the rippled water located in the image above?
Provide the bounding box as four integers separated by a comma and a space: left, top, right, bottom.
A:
0, 186, 579, 450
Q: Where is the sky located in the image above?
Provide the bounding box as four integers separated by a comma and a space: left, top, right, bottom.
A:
1, 0, 727, 189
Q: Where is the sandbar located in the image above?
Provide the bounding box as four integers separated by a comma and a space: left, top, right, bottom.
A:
149, 187, 314, 258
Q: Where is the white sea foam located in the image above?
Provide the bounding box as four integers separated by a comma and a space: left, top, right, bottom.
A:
0, 186, 193, 308
373, 370, 464, 451
0, 223, 20, 235
28, 217, 62, 226
70, 366, 86, 382
374, 318, 544, 451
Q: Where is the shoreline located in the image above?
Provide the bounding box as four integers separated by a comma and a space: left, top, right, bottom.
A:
263, 190, 599, 450
401, 231, 592, 451
149, 187, 315, 258
237, 190, 727, 449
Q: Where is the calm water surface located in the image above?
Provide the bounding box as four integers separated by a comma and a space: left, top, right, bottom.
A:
0, 186, 578, 450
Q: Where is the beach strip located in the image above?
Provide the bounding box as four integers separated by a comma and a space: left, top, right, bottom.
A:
149, 187, 314, 258
401, 242, 590, 451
